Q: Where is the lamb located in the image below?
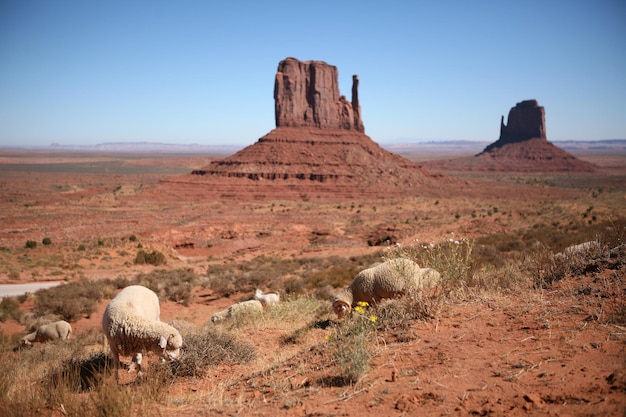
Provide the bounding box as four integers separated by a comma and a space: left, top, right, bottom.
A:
21, 320, 72, 346
102, 285, 183, 378
333, 258, 441, 318
211, 299, 263, 323
254, 288, 280, 307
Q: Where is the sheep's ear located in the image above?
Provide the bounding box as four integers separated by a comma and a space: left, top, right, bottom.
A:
158, 336, 167, 349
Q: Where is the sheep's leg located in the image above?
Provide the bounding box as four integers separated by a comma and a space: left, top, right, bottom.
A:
130, 353, 143, 374
108, 343, 121, 382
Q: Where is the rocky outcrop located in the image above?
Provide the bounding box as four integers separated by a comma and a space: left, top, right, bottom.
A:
274, 58, 364, 132
463, 100, 595, 172
483, 100, 546, 152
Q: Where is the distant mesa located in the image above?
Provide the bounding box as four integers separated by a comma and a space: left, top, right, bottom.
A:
483, 99, 547, 152
472, 99, 596, 172
184, 57, 449, 197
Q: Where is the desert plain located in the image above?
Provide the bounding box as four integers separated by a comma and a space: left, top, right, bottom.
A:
0, 145, 625, 416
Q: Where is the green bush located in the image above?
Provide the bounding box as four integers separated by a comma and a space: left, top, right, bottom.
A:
25, 240, 37, 249
42, 237, 52, 246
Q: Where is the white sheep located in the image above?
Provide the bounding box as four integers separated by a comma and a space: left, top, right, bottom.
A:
254, 288, 280, 307
333, 258, 441, 318
102, 285, 183, 378
21, 320, 72, 346
211, 299, 263, 323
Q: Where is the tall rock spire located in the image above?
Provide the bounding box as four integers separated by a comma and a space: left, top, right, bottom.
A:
274, 58, 364, 132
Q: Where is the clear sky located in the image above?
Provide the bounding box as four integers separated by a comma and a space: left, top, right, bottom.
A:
1, 0, 624, 147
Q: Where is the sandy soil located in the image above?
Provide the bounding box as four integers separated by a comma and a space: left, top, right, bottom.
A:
0, 150, 624, 416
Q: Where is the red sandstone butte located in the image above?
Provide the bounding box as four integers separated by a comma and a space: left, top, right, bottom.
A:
182, 58, 452, 198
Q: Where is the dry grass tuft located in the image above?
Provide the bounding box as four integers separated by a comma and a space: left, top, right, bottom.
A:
326, 302, 378, 385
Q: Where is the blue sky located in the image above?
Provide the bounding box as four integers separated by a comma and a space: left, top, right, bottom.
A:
1, 0, 624, 147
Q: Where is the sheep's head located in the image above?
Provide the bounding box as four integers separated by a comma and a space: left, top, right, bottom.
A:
159, 332, 183, 360
333, 299, 351, 318
255, 289, 263, 297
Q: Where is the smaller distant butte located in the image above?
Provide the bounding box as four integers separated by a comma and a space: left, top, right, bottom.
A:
473, 99, 596, 172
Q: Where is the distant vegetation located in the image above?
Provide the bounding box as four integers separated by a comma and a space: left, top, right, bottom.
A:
134, 249, 167, 266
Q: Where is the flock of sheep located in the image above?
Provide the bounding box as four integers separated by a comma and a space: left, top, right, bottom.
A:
18, 257, 442, 380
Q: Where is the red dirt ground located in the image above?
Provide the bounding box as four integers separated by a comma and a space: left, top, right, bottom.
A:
0, 150, 624, 416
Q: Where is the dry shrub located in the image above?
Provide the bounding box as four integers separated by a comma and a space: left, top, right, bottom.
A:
207, 256, 300, 297
0, 297, 21, 322
0, 330, 108, 417
306, 262, 365, 291
326, 302, 378, 385
131, 268, 200, 306
171, 325, 256, 378
135, 361, 175, 405
134, 249, 166, 266
273, 297, 333, 344
375, 290, 443, 342
207, 254, 381, 298
384, 238, 475, 287
528, 241, 606, 289
32, 279, 107, 321
0, 351, 15, 408
469, 263, 531, 290
89, 380, 133, 417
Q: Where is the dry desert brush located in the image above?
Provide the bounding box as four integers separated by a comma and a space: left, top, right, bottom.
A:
384, 237, 475, 288
326, 301, 379, 385
170, 324, 256, 378
32, 278, 111, 321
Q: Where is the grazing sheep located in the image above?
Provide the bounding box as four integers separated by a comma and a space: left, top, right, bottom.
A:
333, 258, 441, 318
554, 240, 603, 262
102, 285, 183, 378
211, 299, 263, 323
254, 289, 280, 307
21, 320, 72, 346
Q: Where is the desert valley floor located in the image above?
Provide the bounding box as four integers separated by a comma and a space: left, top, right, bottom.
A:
0, 147, 624, 416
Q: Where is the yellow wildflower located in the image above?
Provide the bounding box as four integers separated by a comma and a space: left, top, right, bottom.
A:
369, 316, 378, 323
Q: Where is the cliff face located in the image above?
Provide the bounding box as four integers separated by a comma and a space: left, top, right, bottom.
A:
500, 99, 547, 142
274, 58, 364, 132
